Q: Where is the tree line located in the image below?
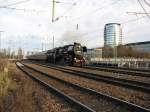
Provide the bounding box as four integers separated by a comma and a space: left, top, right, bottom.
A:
102, 45, 150, 58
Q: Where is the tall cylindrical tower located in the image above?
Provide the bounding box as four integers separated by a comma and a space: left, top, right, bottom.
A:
104, 23, 122, 47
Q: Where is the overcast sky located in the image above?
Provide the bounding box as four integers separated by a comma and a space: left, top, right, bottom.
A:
0, 0, 150, 52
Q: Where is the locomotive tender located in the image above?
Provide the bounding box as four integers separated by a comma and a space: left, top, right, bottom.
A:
27, 42, 87, 66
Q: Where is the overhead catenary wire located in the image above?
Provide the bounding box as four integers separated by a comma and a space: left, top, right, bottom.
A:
55, 1, 77, 4
49, 0, 75, 4
122, 15, 147, 24
72, 15, 147, 39
127, 12, 150, 15
0, 0, 46, 13
143, 0, 150, 7
0, 0, 30, 7
65, 16, 148, 47
51, 0, 122, 24
53, 0, 80, 22
137, 0, 150, 19
53, 0, 149, 40
1, 0, 149, 48
0, 6, 46, 13
64, 0, 121, 22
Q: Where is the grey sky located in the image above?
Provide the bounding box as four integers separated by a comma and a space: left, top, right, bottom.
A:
0, 0, 150, 52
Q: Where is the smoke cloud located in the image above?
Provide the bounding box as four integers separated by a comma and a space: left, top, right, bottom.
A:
60, 31, 85, 45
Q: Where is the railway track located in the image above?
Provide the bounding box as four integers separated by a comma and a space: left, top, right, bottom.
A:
16, 62, 95, 112
84, 65, 150, 78
17, 62, 150, 112
30, 62, 150, 93
94, 65, 150, 72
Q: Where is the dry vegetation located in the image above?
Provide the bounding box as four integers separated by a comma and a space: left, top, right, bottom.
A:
0, 59, 73, 112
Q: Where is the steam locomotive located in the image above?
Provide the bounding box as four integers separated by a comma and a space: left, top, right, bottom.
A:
27, 42, 87, 66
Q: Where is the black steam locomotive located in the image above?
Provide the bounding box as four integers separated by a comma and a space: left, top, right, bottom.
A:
27, 42, 87, 66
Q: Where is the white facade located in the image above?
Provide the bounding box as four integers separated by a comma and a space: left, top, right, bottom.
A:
104, 23, 122, 47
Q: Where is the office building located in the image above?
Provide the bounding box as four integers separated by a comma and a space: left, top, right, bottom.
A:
104, 23, 122, 47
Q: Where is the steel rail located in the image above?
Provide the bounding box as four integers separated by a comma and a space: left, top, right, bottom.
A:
84, 65, 150, 78
20, 62, 150, 112
33, 63, 150, 93
16, 62, 96, 112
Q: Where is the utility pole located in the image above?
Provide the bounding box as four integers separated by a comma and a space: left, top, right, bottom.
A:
52, 36, 54, 49
52, 35, 55, 64
0, 31, 4, 52
42, 43, 44, 51
76, 24, 79, 31
52, 0, 55, 22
